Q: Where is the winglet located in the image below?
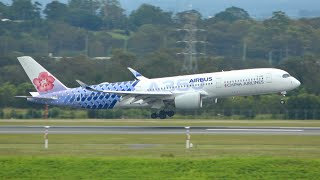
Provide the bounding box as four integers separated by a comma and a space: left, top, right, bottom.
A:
127, 67, 148, 80
76, 80, 105, 93
76, 80, 87, 88
76, 80, 95, 91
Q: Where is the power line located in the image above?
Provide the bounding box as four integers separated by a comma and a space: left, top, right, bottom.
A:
176, 10, 206, 73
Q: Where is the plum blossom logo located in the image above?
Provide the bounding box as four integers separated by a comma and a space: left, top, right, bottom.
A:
33, 72, 55, 92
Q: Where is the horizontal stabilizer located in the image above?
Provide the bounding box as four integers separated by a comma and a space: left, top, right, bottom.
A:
29, 92, 39, 97
15, 96, 57, 100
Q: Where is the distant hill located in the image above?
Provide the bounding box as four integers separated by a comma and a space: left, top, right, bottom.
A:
2, 0, 320, 18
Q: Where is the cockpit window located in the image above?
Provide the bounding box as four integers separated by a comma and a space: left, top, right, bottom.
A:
282, 74, 291, 78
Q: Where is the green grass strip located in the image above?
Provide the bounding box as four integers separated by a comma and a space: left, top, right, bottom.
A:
0, 157, 319, 179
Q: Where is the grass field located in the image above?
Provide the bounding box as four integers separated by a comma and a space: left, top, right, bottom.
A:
0, 134, 320, 158
1, 157, 320, 179
1, 119, 320, 179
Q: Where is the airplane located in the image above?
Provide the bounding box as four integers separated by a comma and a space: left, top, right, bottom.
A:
16, 56, 301, 119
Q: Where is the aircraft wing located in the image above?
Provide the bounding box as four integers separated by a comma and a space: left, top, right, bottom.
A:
86, 89, 172, 96
76, 80, 173, 108
76, 80, 172, 96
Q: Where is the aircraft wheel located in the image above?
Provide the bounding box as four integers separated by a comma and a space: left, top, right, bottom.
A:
166, 110, 175, 117
280, 99, 286, 104
159, 110, 167, 119
151, 113, 158, 119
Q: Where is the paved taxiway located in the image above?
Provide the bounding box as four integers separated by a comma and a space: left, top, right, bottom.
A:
0, 126, 320, 135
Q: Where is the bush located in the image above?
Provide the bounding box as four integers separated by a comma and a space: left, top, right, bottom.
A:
0, 109, 3, 119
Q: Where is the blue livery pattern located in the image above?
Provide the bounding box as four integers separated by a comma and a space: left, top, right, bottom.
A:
28, 80, 139, 109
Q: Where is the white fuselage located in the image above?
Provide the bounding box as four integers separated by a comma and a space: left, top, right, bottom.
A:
129, 68, 300, 103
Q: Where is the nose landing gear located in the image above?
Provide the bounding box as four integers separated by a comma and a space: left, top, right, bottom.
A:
280, 91, 286, 104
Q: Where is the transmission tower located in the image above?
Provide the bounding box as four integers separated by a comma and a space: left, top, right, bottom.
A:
177, 11, 205, 73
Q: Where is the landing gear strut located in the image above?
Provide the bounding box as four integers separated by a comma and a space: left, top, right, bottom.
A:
150, 110, 175, 119
280, 91, 286, 104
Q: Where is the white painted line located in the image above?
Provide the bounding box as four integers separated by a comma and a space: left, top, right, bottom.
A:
206, 129, 304, 132
0, 131, 107, 133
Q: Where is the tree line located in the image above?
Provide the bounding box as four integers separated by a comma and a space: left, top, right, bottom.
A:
1, 0, 320, 119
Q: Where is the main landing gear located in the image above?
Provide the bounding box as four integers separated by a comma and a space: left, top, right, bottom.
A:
151, 110, 175, 119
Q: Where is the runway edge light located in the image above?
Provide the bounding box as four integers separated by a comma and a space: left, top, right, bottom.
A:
44, 126, 50, 149
185, 127, 191, 149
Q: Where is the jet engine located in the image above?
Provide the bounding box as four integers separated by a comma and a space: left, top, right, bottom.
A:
174, 92, 202, 109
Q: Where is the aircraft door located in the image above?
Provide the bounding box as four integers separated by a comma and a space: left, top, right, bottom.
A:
265, 73, 272, 83
135, 85, 143, 91
216, 78, 222, 88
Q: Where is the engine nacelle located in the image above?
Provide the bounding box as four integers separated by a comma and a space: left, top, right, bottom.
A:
174, 92, 202, 109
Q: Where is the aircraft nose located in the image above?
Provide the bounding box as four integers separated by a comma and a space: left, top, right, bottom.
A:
292, 78, 301, 88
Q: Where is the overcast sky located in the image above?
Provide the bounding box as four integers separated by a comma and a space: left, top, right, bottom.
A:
2, 0, 320, 18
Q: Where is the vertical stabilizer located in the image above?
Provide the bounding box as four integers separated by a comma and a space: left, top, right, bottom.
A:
18, 56, 68, 94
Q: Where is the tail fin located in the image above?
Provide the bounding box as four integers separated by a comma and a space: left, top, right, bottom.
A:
18, 56, 68, 94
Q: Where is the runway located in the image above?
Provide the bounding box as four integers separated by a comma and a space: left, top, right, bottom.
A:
0, 126, 320, 135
